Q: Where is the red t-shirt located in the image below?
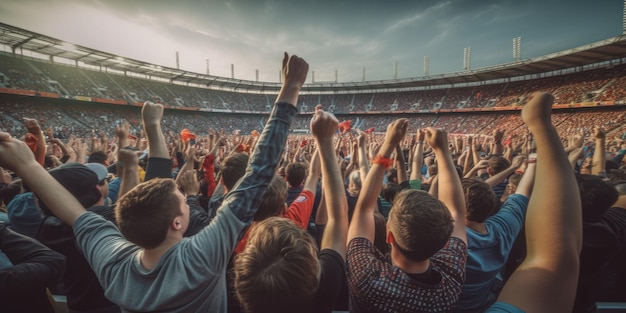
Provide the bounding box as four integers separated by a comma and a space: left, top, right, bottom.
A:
233, 189, 315, 254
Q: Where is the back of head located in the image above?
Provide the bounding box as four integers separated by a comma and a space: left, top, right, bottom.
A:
462, 178, 498, 223
88, 151, 108, 165
382, 182, 404, 204
576, 174, 618, 222
488, 156, 510, 175
348, 170, 362, 191
115, 178, 180, 249
41, 162, 101, 215
388, 189, 453, 261
222, 153, 249, 190
235, 217, 319, 313
285, 162, 307, 187
254, 175, 288, 222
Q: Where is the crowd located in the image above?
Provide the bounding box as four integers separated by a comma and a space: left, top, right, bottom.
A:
2, 52, 626, 114
0, 53, 625, 313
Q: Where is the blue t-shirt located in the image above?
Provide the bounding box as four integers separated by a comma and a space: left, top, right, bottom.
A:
455, 194, 529, 312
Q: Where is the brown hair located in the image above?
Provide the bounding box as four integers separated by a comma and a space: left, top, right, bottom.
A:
488, 156, 510, 175
115, 178, 181, 249
462, 178, 498, 223
221, 153, 249, 190
388, 189, 453, 261
234, 217, 319, 313
285, 162, 307, 187
254, 175, 288, 221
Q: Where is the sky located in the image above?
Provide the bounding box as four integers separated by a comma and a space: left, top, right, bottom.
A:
0, 0, 623, 83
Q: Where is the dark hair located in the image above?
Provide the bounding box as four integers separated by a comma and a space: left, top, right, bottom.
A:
235, 217, 318, 313
88, 151, 108, 165
462, 178, 498, 223
576, 174, 618, 222
285, 162, 306, 187
254, 176, 288, 222
388, 189, 454, 261
382, 182, 404, 204
488, 156, 510, 175
115, 178, 181, 249
221, 153, 249, 190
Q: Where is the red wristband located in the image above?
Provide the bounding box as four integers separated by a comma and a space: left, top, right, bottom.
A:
373, 155, 394, 169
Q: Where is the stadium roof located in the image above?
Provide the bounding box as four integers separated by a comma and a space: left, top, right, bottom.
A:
1, 22, 626, 93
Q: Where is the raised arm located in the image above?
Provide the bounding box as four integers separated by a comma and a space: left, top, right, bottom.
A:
424, 127, 467, 244
0, 133, 86, 226
394, 144, 408, 183
117, 148, 140, 199
514, 153, 536, 198
356, 129, 370, 183
348, 119, 407, 243
497, 93, 582, 313
410, 129, 424, 182
222, 53, 307, 224
311, 105, 349, 258
302, 147, 321, 194
485, 154, 526, 188
591, 126, 606, 176
142, 102, 172, 181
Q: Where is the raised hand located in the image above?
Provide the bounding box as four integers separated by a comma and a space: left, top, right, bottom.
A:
310, 105, 339, 142
424, 127, 449, 152
178, 170, 199, 196
0, 132, 37, 172
383, 118, 408, 149
593, 126, 606, 139
282, 52, 309, 89
141, 101, 164, 125
521, 92, 554, 129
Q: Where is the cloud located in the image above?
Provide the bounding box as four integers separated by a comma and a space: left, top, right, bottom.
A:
384, 1, 451, 34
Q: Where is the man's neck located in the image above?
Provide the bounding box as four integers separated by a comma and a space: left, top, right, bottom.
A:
391, 248, 430, 274
466, 220, 488, 234
140, 237, 181, 270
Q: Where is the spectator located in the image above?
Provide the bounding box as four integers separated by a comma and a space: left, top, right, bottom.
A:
0, 53, 308, 312
234, 105, 348, 313
0, 222, 65, 313
346, 119, 468, 312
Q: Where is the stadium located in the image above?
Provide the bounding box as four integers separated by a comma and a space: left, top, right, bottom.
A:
0, 19, 626, 139
1, 1, 626, 312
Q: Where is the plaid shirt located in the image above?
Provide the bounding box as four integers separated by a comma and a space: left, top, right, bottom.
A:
347, 237, 467, 313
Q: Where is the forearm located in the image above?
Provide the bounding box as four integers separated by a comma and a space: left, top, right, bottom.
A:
144, 121, 169, 159
485, 165, 518, 187
16, 162, 86, 226
394, 145, 407, 183
358, 144, 369, 181
515, 162, 536, 197
224, 102, 297, 223
303, 150, 321, 192
568, 147, 583, 171
410, 143, 423, 181
434, 148, 465, 221
592, 138, 606, 175
348, 143, 392, 242
464, 165, 480, 179
318, 139, 348, 254
119, 164, 140, 199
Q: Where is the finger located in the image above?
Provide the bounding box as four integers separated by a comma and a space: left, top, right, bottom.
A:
0, 132, 12, 142
282, 52, 289, 71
